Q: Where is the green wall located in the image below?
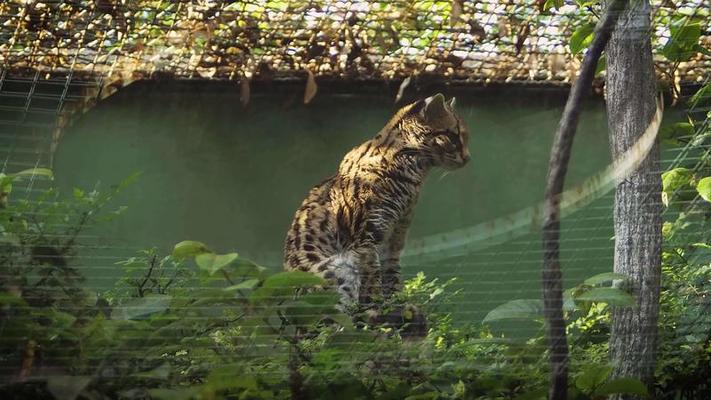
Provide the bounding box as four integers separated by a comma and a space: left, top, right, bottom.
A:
54, 83, 615, 324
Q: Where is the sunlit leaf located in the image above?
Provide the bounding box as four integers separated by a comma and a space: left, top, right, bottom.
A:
570, 23, 595, 55
483, 299, 543, 323
696, 177, 711, 202
575, 287, 634, 306
172, 240, 211, 259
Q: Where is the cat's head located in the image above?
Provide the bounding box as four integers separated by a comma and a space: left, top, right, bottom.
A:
396, 93, 470, 170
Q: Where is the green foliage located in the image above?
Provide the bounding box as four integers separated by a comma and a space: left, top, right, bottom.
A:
660, 17, 709, 62
570, 23, 595, 55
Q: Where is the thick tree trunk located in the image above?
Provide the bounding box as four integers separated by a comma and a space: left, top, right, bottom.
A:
605, 0, 662, 395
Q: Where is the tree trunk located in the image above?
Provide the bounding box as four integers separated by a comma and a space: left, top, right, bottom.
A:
605, 0, 662, 395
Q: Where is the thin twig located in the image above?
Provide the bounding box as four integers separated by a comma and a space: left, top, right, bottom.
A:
541, 1, 627, 399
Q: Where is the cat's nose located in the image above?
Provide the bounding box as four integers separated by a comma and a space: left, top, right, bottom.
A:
462, 153, 471, 164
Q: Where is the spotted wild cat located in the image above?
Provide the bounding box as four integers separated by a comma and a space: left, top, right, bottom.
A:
284, 93, 470, 310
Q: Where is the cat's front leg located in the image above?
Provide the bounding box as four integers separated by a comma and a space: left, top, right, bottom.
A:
354, 245, 382, 308
381, 211, 412, 298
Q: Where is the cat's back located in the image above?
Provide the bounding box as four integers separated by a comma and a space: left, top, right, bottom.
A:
283, 175, 338, 270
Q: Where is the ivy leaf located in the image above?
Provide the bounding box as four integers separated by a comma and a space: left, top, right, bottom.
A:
570, 23, 595, 55
575, 287, 634, 306
483, 299, 543, 323
696, 177, 711, 202
195, 252, 239, 275
172, 240, 211, 259
594, 377, 648, 396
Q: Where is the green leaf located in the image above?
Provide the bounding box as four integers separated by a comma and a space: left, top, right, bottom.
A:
13, 168, 54, 179
483, 299, 543, 323
660, 122, 694, 143
205, 367, 258, 392
594, 377, 649, 396
662, 167, 694, 206
543, 0, 564, 11
172, 240, 211, 259
148, 387, 202, 400
661, 18, 702, 62
575, 287, 634, 306
195, 252, 239, 275
595, 55, 605, 75
132, 363, 171, 380
46, 376, 92, 400
230, 257, 268, 278
513, 387, 547, 400
690, 83, 711, 108
696, 177, 711, 202
570, 23, 595, 55
583, 272, 628, 286
575, 364, 612, 394
224, 278, 260, 291
251, 271, 325, 304
262, 271, 325, 289
0, 291, 27, 306
113, 294, 172, 320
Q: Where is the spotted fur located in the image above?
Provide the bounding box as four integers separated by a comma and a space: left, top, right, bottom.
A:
284, 93, 470, 310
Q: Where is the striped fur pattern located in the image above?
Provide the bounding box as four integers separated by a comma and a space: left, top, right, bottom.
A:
284, 93, 470, 310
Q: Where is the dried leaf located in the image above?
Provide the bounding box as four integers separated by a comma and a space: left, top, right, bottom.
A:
450, 0, 463, 26
240, 78, 250, 106
497, 17, 511, 37
395, 76, 411, 104
304, 69, 317, 104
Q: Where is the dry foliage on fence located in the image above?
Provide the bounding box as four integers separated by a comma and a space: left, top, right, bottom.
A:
0, 0, 709, 87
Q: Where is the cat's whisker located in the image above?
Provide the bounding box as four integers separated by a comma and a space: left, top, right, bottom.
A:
437, 171, 452, 181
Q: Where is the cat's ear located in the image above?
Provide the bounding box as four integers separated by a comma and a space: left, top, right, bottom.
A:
448, 97, 456, 109
423, 93, 448, 121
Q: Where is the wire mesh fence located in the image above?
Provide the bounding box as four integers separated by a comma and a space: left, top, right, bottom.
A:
0, 1, 710, 399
